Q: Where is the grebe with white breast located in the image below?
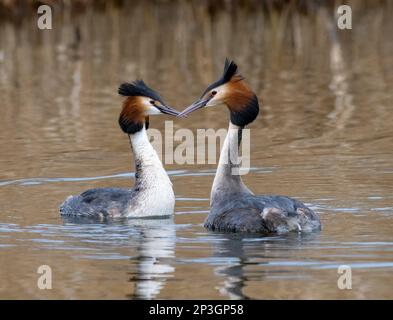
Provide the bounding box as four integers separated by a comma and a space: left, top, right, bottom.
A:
60, 80, 179, 218
179, 60, 321, 234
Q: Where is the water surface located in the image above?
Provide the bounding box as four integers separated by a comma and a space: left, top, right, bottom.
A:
0, 2, 392, 299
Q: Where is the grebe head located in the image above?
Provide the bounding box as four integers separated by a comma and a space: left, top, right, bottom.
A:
179, 59, 259, 127
118, 80, 179, 134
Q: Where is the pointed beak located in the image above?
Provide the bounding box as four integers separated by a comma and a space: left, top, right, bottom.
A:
157, 104, 180, 116
178, 98, 211, 118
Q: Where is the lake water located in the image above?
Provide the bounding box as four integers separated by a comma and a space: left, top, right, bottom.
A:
0, 1, 392, 299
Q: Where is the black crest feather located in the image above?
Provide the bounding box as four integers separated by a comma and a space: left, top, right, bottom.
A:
118, 80, 163, 102
222, 58, 238, 83
203, 58, 243, 96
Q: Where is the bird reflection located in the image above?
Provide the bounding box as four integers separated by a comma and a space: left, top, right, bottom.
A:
211, 232, 319, 299
127, 217, 176, 299
213, 234, 251, 300
61, 215, 175, 299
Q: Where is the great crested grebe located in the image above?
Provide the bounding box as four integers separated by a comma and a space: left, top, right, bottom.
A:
60, 80, 179, 218
179, 59, 321, 234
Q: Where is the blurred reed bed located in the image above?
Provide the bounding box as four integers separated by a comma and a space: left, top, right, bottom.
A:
0, 0, 391, 152
0, 0, 390, 22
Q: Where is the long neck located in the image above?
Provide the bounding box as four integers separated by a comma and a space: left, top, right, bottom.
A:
211, 122, 253, 206
129, 127, 171, 190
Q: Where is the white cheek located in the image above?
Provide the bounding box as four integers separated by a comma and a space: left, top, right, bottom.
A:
141, 97, 152, 108
206, 91, 226, 107
146, 105, 161, 115
206, 100, 216, 107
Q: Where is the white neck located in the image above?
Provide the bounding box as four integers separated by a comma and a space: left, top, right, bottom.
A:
211, 122, 253, 206
127, 127, 175, 217
130, 127, 166, 174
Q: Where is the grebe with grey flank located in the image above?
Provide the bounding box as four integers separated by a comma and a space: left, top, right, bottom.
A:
179, 60, 321, 234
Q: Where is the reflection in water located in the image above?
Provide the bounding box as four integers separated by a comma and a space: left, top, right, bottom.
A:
61, 217, 175, 299
127, 218, 176, 300
213, 234, 250, 300
320, 7, 355, 132
211, 233, 320, 299
0, 1, 393, 299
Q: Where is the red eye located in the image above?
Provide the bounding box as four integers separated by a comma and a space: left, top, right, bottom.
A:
211, 91, 217, 96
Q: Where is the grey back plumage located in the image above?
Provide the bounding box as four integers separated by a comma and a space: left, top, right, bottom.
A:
206, 194, 321, 234
60, 187, 135, 218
